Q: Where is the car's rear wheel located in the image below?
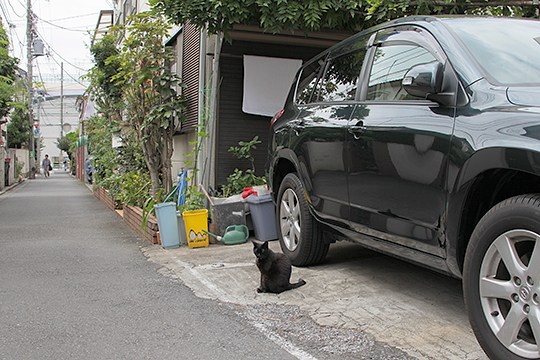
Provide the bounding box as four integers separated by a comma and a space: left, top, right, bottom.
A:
276, 173, 329, 266
464, 194, 540, 360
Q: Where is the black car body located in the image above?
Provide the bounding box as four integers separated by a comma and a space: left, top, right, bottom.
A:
268, 16, 540, 360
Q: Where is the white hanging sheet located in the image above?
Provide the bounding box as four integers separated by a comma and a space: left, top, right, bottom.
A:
242, 55, 302, 117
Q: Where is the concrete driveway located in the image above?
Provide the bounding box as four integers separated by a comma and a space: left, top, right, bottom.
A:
142, 239, 488, 360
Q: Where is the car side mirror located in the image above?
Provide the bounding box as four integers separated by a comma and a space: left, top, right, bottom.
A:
402, 61, 444, 99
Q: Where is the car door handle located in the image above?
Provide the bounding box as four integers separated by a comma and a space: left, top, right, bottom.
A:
348, 121, 366, 139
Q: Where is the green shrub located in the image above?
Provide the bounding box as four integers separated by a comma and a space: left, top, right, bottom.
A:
117, 171, 151, 207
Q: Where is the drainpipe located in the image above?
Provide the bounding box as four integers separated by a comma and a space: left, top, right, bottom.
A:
203, 32, 224, 193
196, 29, 207, 188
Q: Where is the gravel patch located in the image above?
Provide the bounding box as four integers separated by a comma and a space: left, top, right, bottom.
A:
237, 303, 416, 360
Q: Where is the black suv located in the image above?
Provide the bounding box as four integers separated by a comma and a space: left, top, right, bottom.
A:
268, 16, 540, 360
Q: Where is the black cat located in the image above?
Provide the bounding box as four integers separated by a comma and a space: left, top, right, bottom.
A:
252, 240, 306, 294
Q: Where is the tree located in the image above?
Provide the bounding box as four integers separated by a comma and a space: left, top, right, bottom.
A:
57, 131, 78, 158
111, 11, 185, 197
87, 33, 123, 124
86, 21, 159, 206
6, 105, 30, 148
150, 0, 365, 34
0, 21, 17, 120
150, 0, 539, 34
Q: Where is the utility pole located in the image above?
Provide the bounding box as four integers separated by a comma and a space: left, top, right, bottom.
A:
26, 0, 35, 179
60, 62, 64, 139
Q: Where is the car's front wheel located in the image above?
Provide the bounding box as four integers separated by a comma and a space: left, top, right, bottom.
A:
464, 194, 540, 360
276, 173, 329, 266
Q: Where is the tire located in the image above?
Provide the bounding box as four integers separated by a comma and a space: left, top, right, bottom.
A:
276, 173, 329, 266
464, 194, 540, 360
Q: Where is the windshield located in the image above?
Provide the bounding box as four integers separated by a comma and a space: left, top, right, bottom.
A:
443, 18, 540, 85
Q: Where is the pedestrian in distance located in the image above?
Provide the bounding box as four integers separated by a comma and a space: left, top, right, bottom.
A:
42, 154, 52, 178
85, 158, 93, 184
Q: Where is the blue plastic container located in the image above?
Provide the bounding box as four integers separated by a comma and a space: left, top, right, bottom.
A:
154, 202, 180, 249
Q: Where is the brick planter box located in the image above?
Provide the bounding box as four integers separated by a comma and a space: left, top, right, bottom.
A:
123, 205, 159, 244
94, 187, 121, 211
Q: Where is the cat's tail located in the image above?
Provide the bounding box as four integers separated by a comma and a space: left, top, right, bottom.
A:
289, 279, 306, 289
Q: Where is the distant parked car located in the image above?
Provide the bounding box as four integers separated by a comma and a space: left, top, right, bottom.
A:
267, 15, 540, 360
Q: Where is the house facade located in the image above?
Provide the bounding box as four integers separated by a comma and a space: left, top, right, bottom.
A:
88, 1, 349, 193
167, 24, 349, 192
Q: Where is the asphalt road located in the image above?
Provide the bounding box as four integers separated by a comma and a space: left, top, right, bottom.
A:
1, 172, 479, 360
0, 173, 302, 360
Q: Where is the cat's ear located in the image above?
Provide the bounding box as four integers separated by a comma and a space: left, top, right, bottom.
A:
252, 239, 261, 248
262, 241, 269, 249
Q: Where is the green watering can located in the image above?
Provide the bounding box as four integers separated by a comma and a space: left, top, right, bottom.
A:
203, 225, 249, 245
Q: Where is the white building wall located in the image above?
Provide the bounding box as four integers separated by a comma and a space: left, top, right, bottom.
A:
172, 132, 197, 180
37, 94, 81, 169
14, 149, 29, 178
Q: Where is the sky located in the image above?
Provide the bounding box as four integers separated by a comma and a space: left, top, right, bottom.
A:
0, 0, 114, 93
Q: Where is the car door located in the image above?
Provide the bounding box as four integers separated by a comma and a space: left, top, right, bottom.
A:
290, 35, 370, 226
346, 26, 456, 256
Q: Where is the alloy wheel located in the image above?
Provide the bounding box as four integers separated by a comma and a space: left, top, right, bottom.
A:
480, 229, 540, 358
279, 188, 301, 252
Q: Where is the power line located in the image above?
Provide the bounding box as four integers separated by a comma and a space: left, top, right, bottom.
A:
0, 1, 15, 54
35, 60, 47, 88
46, 55, 87, 87
35, 31, 90, 73
14, 0, 25, 9
48, 12, 100, 22
5, 0, 23, 18
5, 0, 105, 88
35, 14, 95, 33
0, 0, 12, 23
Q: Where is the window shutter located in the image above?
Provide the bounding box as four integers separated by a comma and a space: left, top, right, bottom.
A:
181, 23, 201, 131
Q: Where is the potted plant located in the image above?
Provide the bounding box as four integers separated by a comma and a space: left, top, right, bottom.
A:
209, 136, 267, 236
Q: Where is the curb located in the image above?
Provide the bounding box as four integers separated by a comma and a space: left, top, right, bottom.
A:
0, 179, 26, 197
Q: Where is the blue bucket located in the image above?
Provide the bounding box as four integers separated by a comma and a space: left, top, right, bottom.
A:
154, 202, 180, 249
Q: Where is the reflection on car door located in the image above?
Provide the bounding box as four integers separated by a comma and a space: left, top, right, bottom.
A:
291, 38, 369, 227
347, 28, 455, 257
292, 104, 355, 226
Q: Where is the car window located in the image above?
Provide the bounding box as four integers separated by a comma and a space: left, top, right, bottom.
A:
367, 44, 437, 101
443, 18, 540, 85
315, 48, 367, 102
295, 59, 324, 105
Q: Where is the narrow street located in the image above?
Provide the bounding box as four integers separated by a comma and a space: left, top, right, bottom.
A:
0, 173, 301, 360
0, 173, 484, 360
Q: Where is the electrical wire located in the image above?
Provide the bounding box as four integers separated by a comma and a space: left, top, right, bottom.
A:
6, 0, 106, 89
6, 0, 24, 18
45, 54, 88, 87
35, 31, 91, 73
35, 14, 96, 33
0, 0, 25, 61
35, 60, 48, 90
14, 0, 25, 9
0, 0, 12, 23
47, 12, 100, 22
1, 0, 27, 62
5, 0, 107, 98
0, 1, 14, 51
